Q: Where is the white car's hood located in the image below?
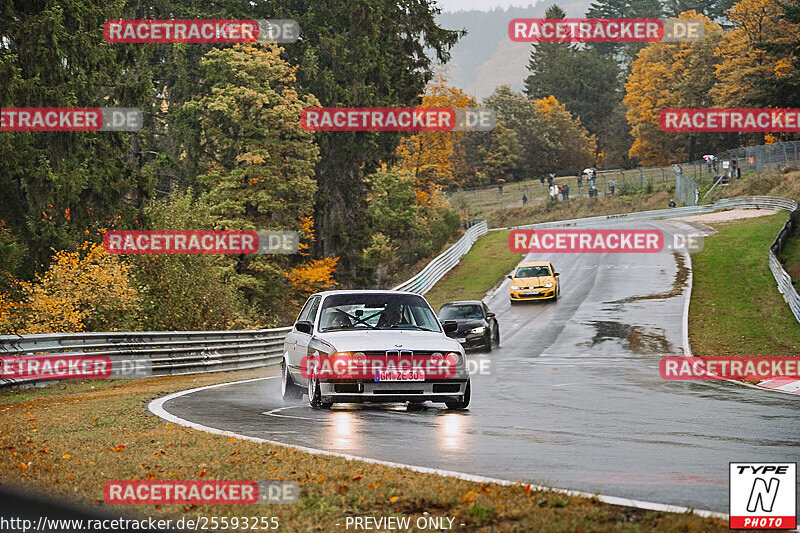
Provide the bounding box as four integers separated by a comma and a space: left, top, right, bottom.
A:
320, 330, 462, 353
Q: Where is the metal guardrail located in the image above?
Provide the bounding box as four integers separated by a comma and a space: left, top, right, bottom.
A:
3, 195, 799, 386
0, 328, 291, 386
392, 221, 488, 295
715, 196, 800, 322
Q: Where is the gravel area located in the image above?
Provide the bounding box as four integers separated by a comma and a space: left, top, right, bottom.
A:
674, 208, 779, 224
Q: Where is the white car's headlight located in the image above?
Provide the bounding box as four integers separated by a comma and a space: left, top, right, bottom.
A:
510, 285, 520, 290
543, 282, 554, 288
470, 326, 486, 334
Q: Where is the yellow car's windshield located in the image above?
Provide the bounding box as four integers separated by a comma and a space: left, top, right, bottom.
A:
515, 266, 551, 278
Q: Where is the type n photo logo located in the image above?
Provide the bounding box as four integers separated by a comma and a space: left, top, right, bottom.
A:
730, 463, 796, 529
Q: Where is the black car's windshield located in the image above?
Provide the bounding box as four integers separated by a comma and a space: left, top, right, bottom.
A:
319, 293, 441, 332
515, 266, 551, 278
439, 304, 484, 320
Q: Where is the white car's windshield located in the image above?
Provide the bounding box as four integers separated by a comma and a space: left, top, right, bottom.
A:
319, 293, 441, 332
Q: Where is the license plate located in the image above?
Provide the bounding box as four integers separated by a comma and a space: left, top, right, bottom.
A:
524, 290, 539, 295
375, 370, 425, 382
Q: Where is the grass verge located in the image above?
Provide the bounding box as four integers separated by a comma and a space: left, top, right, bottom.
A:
0, 370, 733, 532
689, 213, 800, 358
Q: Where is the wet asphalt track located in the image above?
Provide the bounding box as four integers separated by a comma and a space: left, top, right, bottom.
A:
161, 220, 800, 513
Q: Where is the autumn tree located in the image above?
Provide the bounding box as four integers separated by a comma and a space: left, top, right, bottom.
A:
396, 76, 477, 204
624, 12, 725, 164
762, 0, 800, 109
483, 87, 595, 177
535, 96, 598, 172
485, 86, 551, 177
130, 191, 258, 331
452, 119, 523, 188
712, 0, 796, 108
361, 166, 458, 285
1, 240, 141, 335
475, 120, 523, 183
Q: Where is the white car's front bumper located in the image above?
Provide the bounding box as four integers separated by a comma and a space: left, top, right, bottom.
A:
318, 379, 469, 403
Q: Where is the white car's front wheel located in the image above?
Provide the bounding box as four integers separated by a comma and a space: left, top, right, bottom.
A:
307, 375, 332, 409
445, 380, 471, 410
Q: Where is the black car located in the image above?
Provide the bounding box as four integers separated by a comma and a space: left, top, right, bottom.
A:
438, 300, 499, 352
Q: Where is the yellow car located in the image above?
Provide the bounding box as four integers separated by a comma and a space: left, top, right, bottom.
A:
508, 261, 560, 302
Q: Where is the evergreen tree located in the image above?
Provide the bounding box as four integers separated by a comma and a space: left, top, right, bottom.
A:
524, 4, 629, 167
586, 0, 664, 67
268, 0, 464, 283
663, 0, 739, 19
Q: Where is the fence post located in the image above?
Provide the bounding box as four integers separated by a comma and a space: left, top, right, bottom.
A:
783, 143, 788, 170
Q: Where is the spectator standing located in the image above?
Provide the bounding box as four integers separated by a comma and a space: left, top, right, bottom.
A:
522, 193, 528, 206
562, 183, 569, 200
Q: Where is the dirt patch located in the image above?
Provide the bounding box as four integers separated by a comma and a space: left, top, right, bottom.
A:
585, 321, 675, 354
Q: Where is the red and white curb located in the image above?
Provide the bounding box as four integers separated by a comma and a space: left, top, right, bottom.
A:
757, 377, 800, 394
148, 377, 727, 520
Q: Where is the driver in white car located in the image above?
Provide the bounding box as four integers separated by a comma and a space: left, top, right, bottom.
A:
377, 303, 404, 328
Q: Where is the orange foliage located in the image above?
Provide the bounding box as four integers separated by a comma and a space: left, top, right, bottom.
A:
286, 257, 339, 301
396, 75, 477, 205
0, 239, 141, 334
297, 216, 315, 256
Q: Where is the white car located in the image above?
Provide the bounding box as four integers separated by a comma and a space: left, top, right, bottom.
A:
281, 290, 470, 410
